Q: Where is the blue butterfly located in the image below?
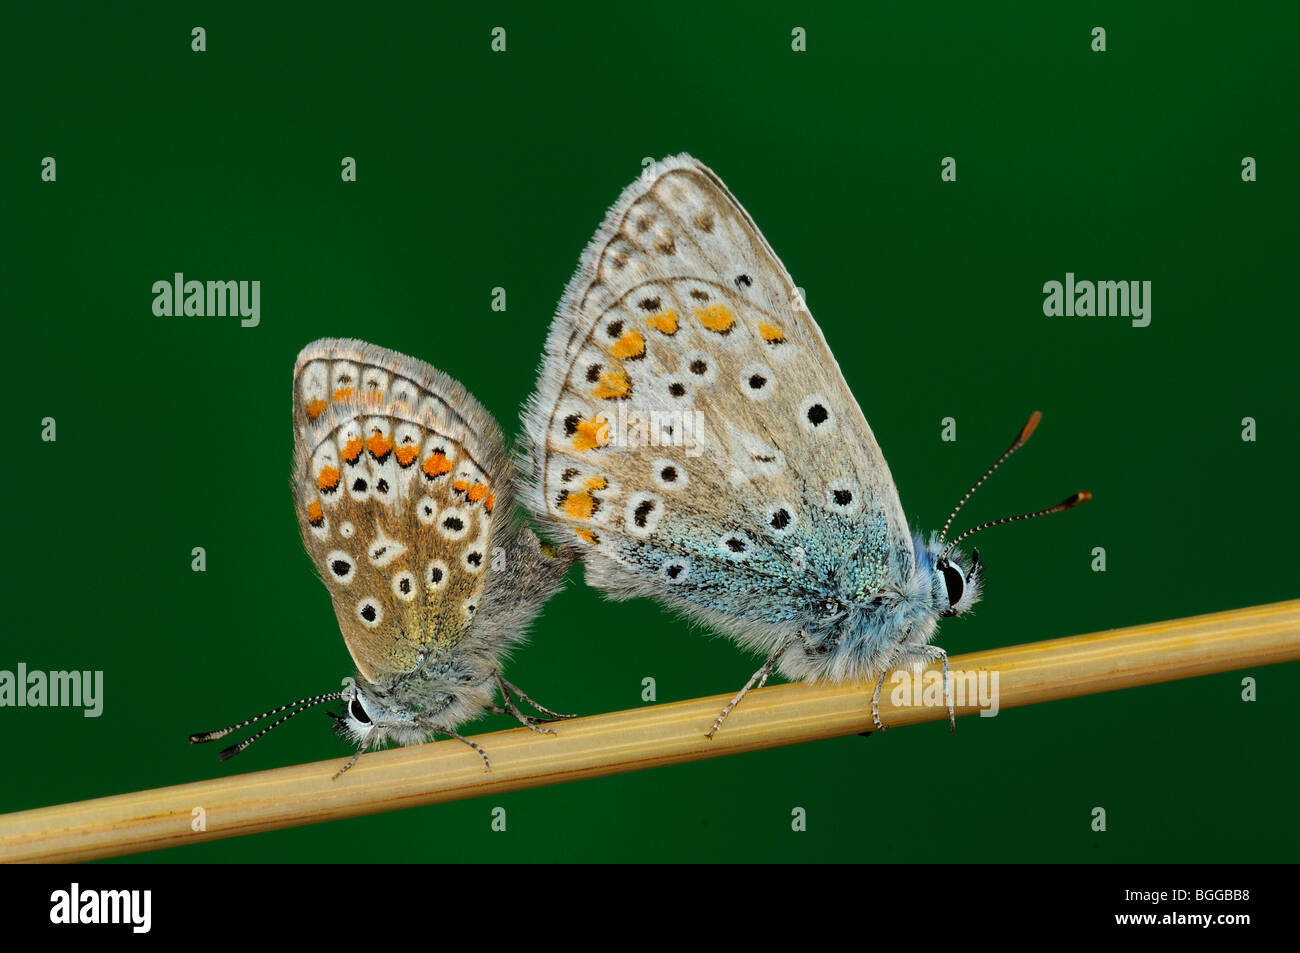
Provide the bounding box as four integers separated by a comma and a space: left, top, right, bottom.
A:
521, 154, 1087, 735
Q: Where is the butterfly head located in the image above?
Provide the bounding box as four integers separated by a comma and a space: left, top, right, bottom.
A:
331, 675, 468, 750
332, 678, 411, 748
929, 542, 983, 619
909, 532, 983, 624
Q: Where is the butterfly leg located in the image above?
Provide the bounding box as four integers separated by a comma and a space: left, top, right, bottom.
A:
492, 693, 556, 736
872, 647, 955, 733
435, 726, 492, 772
706, 634, 797, 740
491, 672, 570, 734
914, 645, 956, 733
870, 669, 891, 732
332, 734, 371, 780
498, 673, 576, 722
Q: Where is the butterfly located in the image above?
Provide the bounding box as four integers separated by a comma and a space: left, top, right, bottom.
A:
192, 339, 573, 776
520, 154, 1088, 736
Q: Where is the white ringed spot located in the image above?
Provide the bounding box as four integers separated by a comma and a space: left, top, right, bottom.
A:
438, 507, 471, 541
765, 502, 799, 537
426, 559, 449, 591
326, 551, 355, 585
825, 480, 862, 515
798, 395, 836, 434
355, 598, 383, 629
625, 492, 664, 538
652, 458, 688, 491
717, 531, 752, 561
660, 558, 691, 583
416, 496, 439, 526
367, 526, 408, 568
739, 363, 775, 401
682, 350, 718, 386
392, 571, 417, 601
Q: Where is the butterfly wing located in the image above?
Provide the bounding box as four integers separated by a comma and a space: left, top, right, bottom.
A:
293, 339, 510, 685
522, 155, 914, 638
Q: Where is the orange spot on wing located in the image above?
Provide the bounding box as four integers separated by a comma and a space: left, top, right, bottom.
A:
422, 452, 452, 479
759, 322, 786, 343
646, 310, 679, 334
585, 476, 608, 491
563, 491, 597, 520
467, 483, 488, 503
317, 465, 340, 491
305, 399, 328, 420
610, 330, 646, 359
365, 432, 392, 460
395, 444, 420, 467
574, 528, 598, 544
592, 368, 631, 400
572, 417, 610, 452
332, 387, 356, 403
453, 479, 470, 493
341, 438, 363, 464
306, 501, 324, 526
695, 304, 734, 333
484, 493, 495, 513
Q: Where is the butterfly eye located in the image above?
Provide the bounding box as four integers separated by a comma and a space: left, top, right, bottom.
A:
349, 696, 371, 725
940, 562, 965, 610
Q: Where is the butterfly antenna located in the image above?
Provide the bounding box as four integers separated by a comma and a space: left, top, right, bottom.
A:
939, 411, 1042, 545
941, 491, 1092, 562
189, 689, 345, 761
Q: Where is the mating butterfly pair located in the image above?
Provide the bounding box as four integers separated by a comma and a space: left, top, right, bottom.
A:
192, 155, 1087, 776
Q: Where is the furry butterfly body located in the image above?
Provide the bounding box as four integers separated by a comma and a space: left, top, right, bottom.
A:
521, 155, 1084, 732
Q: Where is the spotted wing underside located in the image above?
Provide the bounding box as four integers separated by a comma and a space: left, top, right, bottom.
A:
521, 155, 914, 630
293, 339, 510, 684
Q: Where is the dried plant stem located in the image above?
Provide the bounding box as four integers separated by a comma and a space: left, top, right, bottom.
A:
1, 599, 1296, 863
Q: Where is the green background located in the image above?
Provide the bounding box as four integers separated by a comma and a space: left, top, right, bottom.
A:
4, 2, 1297, 863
